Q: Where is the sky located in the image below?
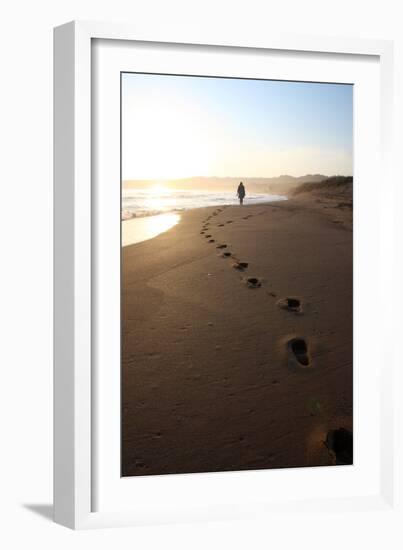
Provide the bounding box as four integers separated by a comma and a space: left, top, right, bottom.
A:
122, 73, 353, 181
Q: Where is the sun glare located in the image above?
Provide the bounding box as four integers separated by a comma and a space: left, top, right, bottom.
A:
149, 184, 169, 195
123, 91, 214, 180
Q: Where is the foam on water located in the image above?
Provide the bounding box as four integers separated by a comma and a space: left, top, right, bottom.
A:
122, 188, 286, 220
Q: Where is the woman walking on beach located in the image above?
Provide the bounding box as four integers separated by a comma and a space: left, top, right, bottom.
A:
237, 182, 246, 205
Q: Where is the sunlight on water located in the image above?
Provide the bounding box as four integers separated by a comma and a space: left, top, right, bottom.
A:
122, 188, 286, 220
122, 213, 180, 247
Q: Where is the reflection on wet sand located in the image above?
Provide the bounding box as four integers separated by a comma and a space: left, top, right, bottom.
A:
122, 213, 180, 247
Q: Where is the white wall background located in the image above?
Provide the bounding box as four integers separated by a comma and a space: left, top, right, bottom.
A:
0, 0, 401, 547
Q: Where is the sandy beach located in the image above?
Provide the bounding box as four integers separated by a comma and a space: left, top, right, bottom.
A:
121, 192, 353, 476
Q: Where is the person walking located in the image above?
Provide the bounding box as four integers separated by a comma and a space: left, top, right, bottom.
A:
237, 181, 246, 205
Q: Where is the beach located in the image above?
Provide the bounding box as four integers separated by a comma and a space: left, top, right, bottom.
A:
121, 193, 353, 476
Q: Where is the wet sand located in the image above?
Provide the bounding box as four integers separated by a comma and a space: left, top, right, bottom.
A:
121, 196, 353, 476
122, 213, 180, 247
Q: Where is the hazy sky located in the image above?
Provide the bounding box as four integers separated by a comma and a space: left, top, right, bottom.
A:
122, 73, 353, 181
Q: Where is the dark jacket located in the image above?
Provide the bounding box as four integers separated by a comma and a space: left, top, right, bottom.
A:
237, 184, 245, 198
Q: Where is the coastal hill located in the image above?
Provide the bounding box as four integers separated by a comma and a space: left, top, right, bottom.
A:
292, 175, 353, 199
291, 175, 353, 229
291, 175, 353, 211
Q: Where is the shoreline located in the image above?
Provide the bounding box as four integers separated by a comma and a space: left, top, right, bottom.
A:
122, 212, 181, 247
122, 197, 288, 247
121, 196, 353, 476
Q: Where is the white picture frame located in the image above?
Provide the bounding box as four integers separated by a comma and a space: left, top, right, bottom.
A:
54, 20, 398, 530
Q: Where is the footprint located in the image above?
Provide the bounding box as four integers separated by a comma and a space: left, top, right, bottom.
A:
216, 244, 227, 249
218, 223, 225, 227
233, 262, 249, 271
246, 277, 261, 288
208, 239, 215, 243
222, 252, 232, 257
277, 297, 302, 313
226, 220, 233, 224
325, 428, 353, 465
287, 337, 311, 367
205, 234, 212, 238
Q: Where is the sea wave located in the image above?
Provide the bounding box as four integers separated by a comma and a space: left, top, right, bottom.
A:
122, 189, 286, 220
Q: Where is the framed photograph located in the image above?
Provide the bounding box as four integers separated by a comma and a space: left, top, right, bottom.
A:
54, 21, 398, 530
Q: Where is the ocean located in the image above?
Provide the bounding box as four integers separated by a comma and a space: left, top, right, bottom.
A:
122, 188, 287, 220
